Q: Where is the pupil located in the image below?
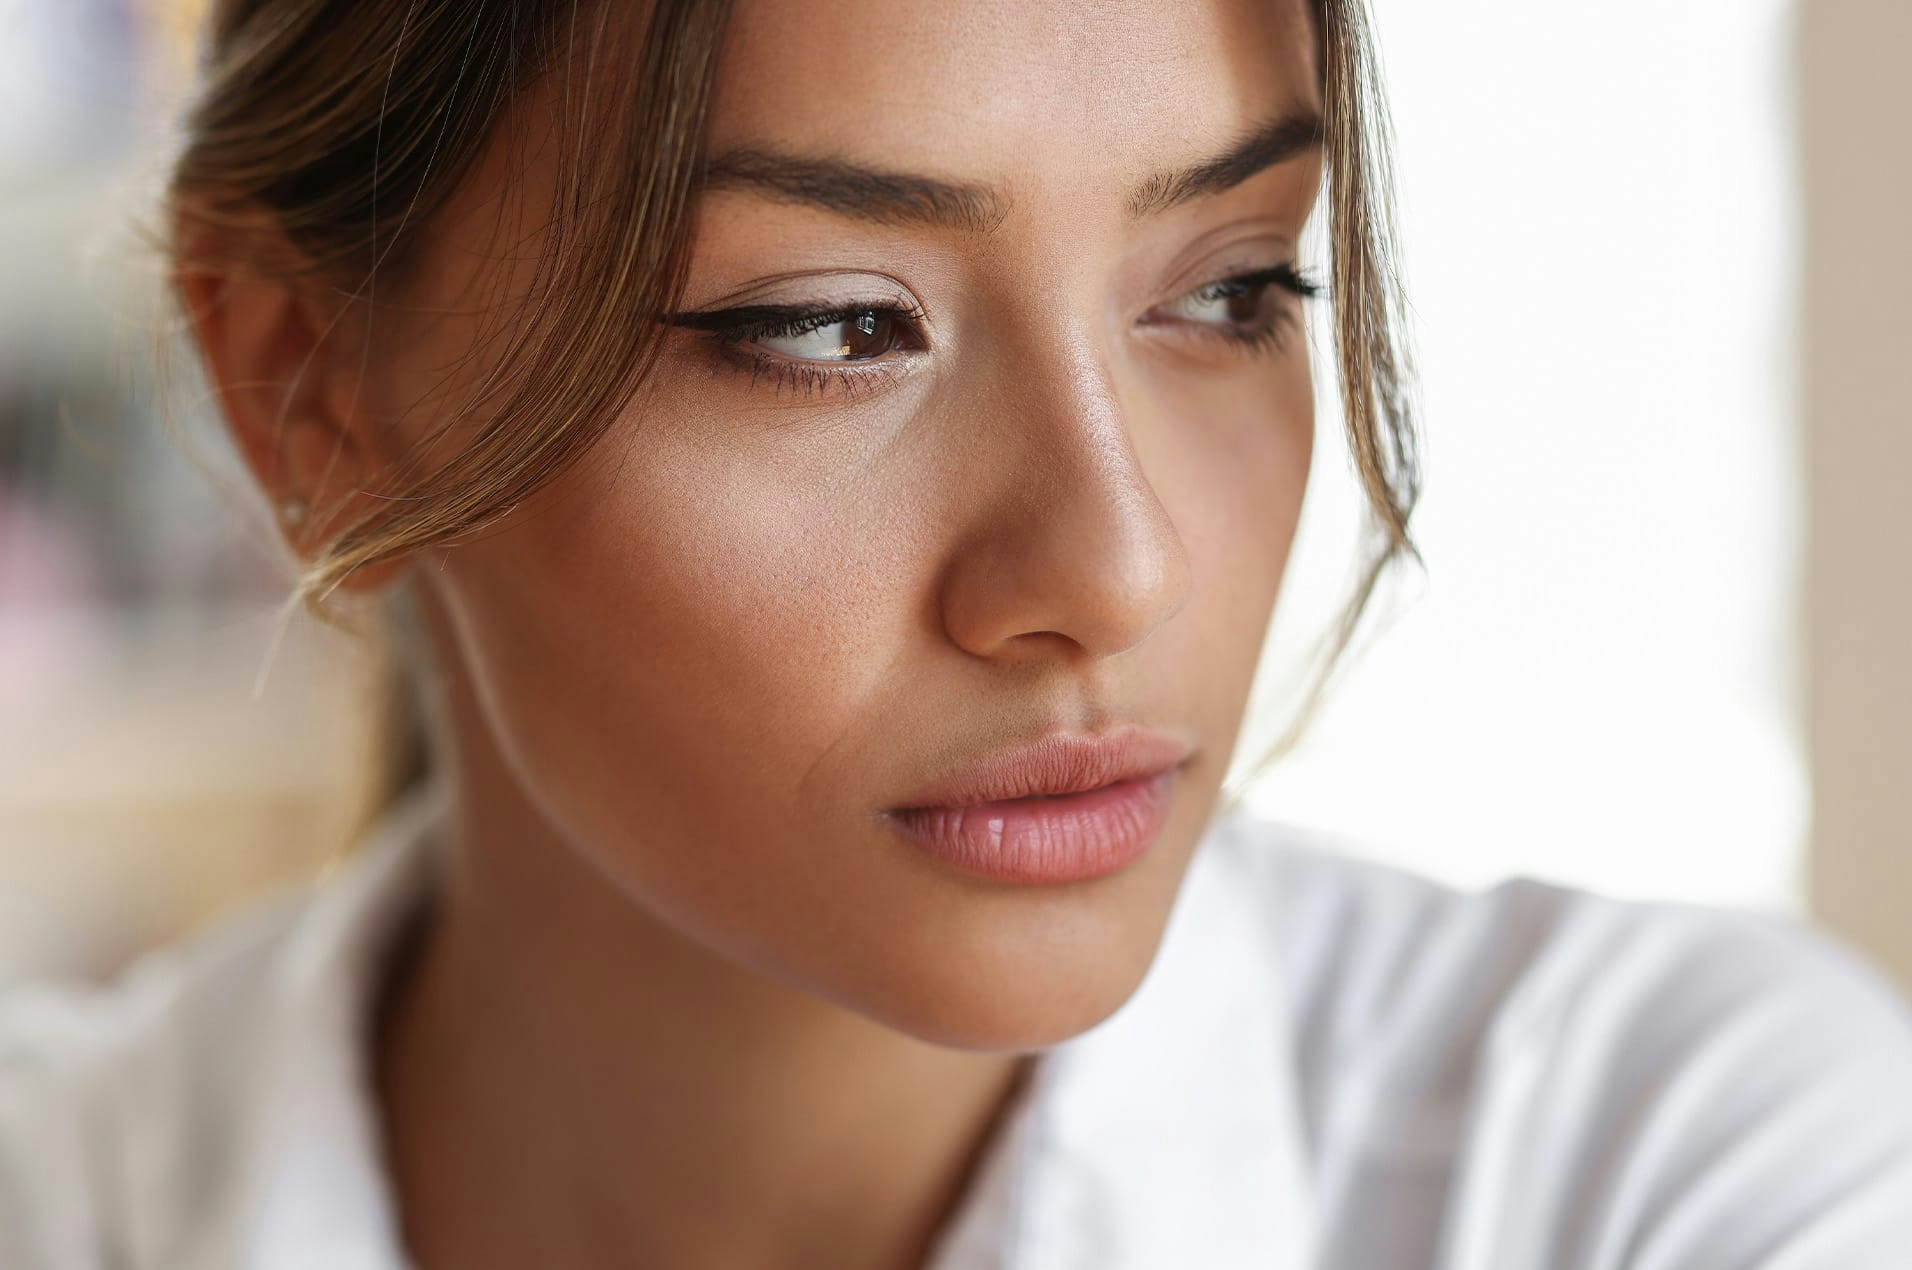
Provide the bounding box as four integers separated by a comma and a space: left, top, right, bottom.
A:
843, 310, 887, 358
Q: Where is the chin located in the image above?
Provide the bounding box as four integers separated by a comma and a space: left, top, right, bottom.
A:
823, 900, 1176, 1053
751, 808, 1206, 1054
855, 971, 1155, 1054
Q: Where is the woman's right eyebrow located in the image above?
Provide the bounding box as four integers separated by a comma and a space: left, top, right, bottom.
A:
696, 148, 1010, 235
695, 107, 1323, 237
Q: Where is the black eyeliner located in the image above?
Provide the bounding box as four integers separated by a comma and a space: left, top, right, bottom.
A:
669, 303, 845, 333
1210, 263, 1323, 300
667, 300, 926, 335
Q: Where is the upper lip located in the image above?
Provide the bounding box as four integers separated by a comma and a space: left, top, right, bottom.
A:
888, 726, 1196, 811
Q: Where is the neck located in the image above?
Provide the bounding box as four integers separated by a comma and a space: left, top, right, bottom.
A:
372, 644, 1029, 1270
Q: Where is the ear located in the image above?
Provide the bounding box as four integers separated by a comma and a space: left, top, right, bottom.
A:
171, 202, 410, 594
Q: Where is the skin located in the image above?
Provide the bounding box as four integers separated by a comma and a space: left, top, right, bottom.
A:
180, 0, 1324, 1265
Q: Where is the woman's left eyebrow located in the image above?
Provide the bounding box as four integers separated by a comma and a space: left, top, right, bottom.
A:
1126, 110, 1324, 216
695, 107, 1323, 235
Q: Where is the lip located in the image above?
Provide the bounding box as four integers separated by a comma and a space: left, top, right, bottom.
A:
882, 727, 1195, 885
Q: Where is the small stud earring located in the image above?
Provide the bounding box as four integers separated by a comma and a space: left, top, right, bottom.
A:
280, 496, 308, 528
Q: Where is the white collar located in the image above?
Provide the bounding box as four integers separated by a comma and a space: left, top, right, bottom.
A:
239, 786, 1316, 1269
237, 782, 445, 1269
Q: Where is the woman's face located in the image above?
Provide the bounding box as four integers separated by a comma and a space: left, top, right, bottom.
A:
374, 0, 1322, 1050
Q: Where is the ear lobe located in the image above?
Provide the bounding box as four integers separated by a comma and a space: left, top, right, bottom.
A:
172, 209, 402, 588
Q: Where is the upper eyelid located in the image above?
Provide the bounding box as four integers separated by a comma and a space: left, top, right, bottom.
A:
1142, 266, 1322, 326
667, 300, 930, 346
671, 301, 910, 327
1186, 263, 1321, 297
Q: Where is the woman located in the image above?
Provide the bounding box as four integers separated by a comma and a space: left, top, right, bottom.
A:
3, 0, 1909, 1266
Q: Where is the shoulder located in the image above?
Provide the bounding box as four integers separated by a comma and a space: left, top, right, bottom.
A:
0, 887, 317, 1269
1207, 806, 1912, 1267
0, 789, 441, 1270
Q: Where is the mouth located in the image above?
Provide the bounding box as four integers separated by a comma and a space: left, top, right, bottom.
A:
888, 726, 1195, 812
882, 727, 1194, 885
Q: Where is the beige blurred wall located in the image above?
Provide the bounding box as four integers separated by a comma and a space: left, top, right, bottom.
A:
1802, 1, 1912, 992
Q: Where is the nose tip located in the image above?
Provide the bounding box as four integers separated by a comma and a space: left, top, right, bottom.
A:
937, 403, 1192, 665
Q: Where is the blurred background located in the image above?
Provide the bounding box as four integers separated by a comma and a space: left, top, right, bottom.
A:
2, 1, 1907, 991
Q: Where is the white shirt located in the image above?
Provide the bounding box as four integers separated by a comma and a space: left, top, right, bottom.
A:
4, 784, 1912, 1269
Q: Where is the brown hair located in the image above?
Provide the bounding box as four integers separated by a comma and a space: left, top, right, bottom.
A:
167, 0, 1419, 820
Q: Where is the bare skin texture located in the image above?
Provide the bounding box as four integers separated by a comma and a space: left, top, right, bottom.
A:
181, 0, 1324, 1265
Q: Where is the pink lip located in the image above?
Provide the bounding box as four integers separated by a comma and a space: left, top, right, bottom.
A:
883, 728, 1193, 885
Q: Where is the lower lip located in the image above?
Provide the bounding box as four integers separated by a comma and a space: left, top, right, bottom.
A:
884, 770, 1177, 885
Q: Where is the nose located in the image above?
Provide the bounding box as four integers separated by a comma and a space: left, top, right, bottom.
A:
937, 342, 1192, 665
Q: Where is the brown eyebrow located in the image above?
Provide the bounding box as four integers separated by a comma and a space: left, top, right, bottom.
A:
696, 109, 1324, 235
697, 149, 1010, 235
1126, 111, 1325, 217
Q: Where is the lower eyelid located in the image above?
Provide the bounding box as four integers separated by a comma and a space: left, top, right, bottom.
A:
703, 340, 914, 401
1142, 308, 1303, 354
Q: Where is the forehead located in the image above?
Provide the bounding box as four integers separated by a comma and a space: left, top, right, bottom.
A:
708, 0, 1320, 178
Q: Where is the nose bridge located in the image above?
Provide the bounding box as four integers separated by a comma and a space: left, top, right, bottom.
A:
938, 328, 1192, 663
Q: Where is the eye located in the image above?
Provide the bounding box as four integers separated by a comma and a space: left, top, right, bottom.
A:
1140, 263, 1322, 350
751, 309, 915, 362
1174, 280, 1279, 326
665, 300, 930, 401
668, 303, 926, 362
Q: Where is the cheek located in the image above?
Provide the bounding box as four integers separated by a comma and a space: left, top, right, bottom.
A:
1149, 353, 1316, 700
435, 413, 912, 845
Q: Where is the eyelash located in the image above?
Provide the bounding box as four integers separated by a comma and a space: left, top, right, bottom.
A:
669, 301, 927, 400
667, 264, 1322, 401
1158, 263, 1323, 355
